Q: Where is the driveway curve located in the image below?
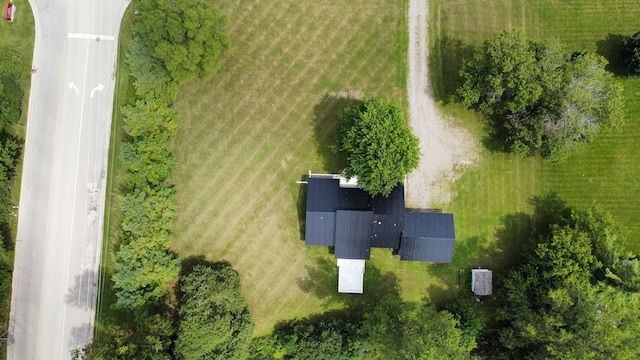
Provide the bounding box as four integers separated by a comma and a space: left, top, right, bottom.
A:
8, 0, 130, 359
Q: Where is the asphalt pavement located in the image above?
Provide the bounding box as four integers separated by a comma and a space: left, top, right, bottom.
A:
8, 0, 130, 359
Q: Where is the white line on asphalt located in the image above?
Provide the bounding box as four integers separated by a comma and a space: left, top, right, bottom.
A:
67, 33, 115, 41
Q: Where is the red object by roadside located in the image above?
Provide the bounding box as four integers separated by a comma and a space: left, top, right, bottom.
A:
3, 3, 15, 22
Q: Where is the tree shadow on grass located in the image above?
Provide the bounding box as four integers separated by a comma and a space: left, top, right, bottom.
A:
453, 193, 571, 275
65, 269, 98, 311
430, 36, 475, 104
297, 257, 401, 316
596, 33, 629, 76
480, 114, 511, 154
312, 94, 356, 173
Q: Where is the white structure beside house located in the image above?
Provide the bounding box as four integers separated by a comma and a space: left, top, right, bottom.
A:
337, 259, 365, 293
471, 269, 492, 296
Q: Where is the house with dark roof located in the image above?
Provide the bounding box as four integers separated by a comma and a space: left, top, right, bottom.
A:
304, 173, 456, 293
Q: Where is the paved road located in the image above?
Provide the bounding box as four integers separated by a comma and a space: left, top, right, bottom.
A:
8, 0, 130, 359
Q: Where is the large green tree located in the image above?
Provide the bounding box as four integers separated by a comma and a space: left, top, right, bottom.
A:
497, 208, 640, 359
133, 0, 231, 84
458, 30, 624, 161
175, 264, 254, 360
112, 234, 180, 310
336, 98, 420, 197
363, 301, 475, 359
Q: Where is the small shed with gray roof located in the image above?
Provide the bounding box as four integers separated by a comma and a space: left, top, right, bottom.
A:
471, 269, 492, 296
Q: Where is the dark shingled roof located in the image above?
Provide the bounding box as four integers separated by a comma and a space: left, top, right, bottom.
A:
306, 177, 340, 212
370, 184, 405, 216
334, 210, 373, 260
305, 212, 336, 246
402, 212, 455, 239
399, 212, 455, 262
339, 188, 370, 211
370, 214, 403, 248
304, 175, 456, 264
399, 237, 455, 262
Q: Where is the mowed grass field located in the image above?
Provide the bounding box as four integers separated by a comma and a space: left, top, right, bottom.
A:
171, 0, 409, 335
430, 0, 640, 282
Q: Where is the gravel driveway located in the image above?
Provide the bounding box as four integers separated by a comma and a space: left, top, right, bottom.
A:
405, 0, 478, 209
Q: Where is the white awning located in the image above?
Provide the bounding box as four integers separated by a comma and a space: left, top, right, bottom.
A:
337, 259, 365, 293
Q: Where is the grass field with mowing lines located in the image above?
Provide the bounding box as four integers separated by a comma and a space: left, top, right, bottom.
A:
430, 0, 640, 279
170, 0, 410, 335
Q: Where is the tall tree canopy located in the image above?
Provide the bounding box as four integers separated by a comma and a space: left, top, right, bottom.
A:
497, 207, 640, 359
336, 98, 420, 197
622, 31, 640, 76
175, 264, 254, 360
458, 30, 624, 161
134, 0, 231, 83
362, 301, 475, 359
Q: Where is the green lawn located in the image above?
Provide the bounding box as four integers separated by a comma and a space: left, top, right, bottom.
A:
170, 0, 408, 335
430, 0, 640, 288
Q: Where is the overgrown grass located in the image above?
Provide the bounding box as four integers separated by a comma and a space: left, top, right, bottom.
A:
170, 0, 408, 335
430, 0, 640, 292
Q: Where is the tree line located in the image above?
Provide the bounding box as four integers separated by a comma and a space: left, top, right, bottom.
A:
75, 0, 237, 358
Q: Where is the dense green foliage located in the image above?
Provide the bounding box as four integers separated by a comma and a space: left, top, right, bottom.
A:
80, 263, 253, 359
250, 273, 474, 360
495, 207, 640, 359
72, 312, 174, 360
622, 31, 640, 76
336, 98, 420, 196
175, 264, 254, 359
133, 0, 231, 84
458, 30, 624, 161
112, 0, 229, 311
111, 34, 181, 310
363, 301, 475, 360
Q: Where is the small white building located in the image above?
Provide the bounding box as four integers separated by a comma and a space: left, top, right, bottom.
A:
471, 269, 492, 296
337, 259, 365, 293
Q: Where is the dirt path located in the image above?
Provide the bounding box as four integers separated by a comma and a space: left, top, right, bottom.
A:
405, 0, 478, 209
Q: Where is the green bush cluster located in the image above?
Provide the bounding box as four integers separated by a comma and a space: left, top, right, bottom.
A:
458, 30, 625, 161
111, 31, 181, 311
77, 263, 253, 360
111, 0, 230, 312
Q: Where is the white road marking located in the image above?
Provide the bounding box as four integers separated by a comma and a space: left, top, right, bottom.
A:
67, 33, 115, 41
90, 83, 104, 98
67, 82, 79, 95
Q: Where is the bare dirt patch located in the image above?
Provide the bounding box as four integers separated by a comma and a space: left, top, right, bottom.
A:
405, 0, 479, 209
